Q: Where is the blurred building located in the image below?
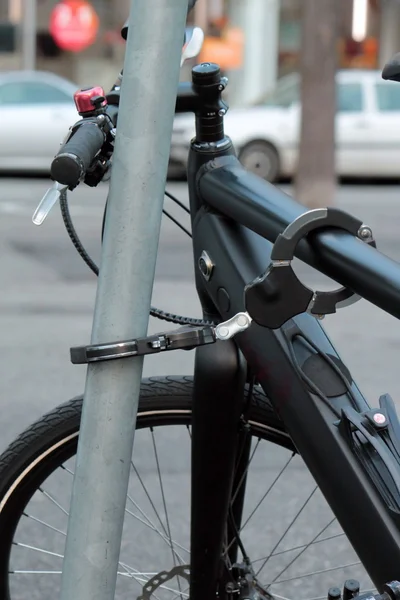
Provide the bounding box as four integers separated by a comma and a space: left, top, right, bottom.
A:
0, 0, 128, 89
0, 0, 400, 101
196, 0, 389, 76
278, 0, 381, 74
193, 0, 399, 104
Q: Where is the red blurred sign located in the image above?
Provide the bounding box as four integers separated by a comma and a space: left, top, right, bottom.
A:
49, 0, 99, 52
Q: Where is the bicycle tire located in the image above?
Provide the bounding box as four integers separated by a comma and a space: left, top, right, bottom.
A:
0, 375, 293, 599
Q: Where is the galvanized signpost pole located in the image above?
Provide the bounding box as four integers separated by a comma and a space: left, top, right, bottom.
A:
22, 0, 37, 70
59, 1, 189, 598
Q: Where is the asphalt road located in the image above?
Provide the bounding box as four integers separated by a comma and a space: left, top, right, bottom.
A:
2, 178, 400, 599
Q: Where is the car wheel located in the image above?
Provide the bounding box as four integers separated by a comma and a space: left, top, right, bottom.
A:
238, 141, 280, 182
167, 162, 187, 181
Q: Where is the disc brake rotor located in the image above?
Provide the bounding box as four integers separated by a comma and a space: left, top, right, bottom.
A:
138, 564, 191, 600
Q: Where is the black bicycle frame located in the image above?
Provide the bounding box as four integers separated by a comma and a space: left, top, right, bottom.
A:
186, 130, 400, 599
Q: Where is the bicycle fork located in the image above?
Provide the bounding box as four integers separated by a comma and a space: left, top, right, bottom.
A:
190, 337, 248, 600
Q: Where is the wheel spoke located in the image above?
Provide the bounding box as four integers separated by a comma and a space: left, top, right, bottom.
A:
10, 570, 63, 574
15, 523, 155, 586
63, 460, 188, 561
151, 428, 183, 597
232, 430, 252, 490
256, 484, 318, 576
39, 487, 69, 517
223, 438, 264, 557
231, 438, 261, 505
266, 517, 337, 587
12, 541, 63, 559
241, 453, 295, 531
131, 461, 170, 539
116, 563, 162, 599
117, 561, 145, 583
126, 492, 187, 561
13, 541, 142, 583
125, 508, 189, 565
270, 561, 362, 585
9, 568, 154, 577
251, 529, 343, 563
60, 464, 74, 476
23, 512, 66, 537
124, 507, 187, 563
119, 562, 188, 598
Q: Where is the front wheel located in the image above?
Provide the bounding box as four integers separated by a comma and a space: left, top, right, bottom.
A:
0, 376, 374, 600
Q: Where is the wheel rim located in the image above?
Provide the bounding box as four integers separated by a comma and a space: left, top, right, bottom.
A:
1, 404, 374, 600
240, 147, 276, 180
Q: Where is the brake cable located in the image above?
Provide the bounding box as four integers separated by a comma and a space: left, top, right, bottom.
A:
59, 188, 217, 327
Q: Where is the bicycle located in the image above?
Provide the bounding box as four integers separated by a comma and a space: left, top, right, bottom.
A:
2, 11, 400, 600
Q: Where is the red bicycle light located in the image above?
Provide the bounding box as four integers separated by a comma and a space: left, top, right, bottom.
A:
74, 86, 107, 114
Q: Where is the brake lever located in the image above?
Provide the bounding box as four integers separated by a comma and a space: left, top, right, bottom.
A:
180, 26, 204, 67
33, 27, 199, 228
32, 181, 68, 226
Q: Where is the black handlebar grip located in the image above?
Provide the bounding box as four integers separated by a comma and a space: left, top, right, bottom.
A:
51, 121, 105, 188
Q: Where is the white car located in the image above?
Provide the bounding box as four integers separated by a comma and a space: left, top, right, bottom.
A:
0, 70, 80, 173
171, 69, 400, 181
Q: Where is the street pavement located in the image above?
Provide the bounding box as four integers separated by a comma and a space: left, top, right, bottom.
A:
1, 177, 400, 599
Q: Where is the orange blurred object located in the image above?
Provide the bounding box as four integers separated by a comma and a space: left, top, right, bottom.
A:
338, 36, 378, 69
199, 27, 244, 70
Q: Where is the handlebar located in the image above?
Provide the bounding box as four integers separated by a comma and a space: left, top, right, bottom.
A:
50, 120, 106, 188
47, 74, 400, 322
50, 81, 197, 190
50, 96, 119, 190
197, 157, 400, 321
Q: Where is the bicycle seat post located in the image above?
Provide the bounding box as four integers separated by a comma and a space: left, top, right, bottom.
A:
59, 2, 188, 599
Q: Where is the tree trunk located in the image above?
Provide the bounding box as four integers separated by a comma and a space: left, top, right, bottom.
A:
294, 0, 338, 208
193, 0, 209, 30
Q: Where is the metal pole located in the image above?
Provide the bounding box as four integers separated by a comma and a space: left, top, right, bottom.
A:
22, 0, 36, 70
242, 0, 280, 105
59, 1, 189, 599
